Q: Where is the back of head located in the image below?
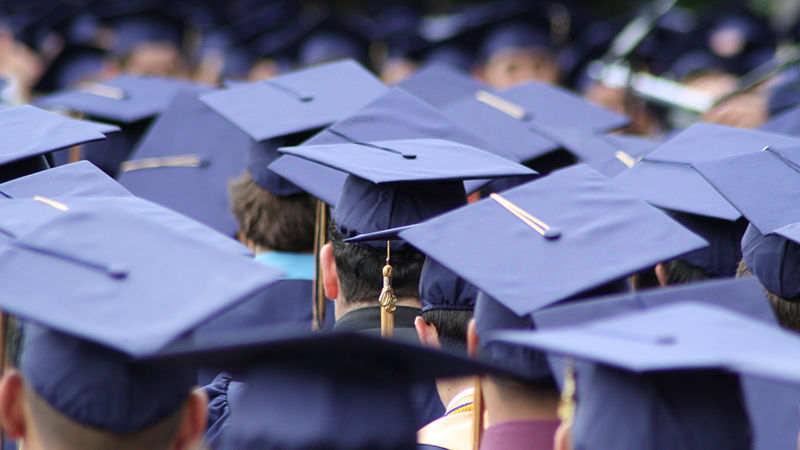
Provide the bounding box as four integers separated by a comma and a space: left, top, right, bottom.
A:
572, 367, 752, 450
419, 258, 477, 352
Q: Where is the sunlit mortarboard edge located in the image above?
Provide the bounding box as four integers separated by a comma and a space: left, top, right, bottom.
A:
529, 277, 800, 450
396, 163, 707, 318
34, 75, 210, 176
276, 137, 534, 336
142, 323, 509, 449
0, 160, 130, 199
487, 300, 800, 448
613, 123, 800, 277
0, 104, 118, 183
0, 206, 282, 433
693, 145, 800, 300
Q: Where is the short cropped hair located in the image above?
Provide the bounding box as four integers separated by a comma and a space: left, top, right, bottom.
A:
736, 259, 800, 332
229, 171, 316, 252
663, 259, 712, 285
25, 383, 187, 450
421, 309, 473, 353
328, 223, 424, 305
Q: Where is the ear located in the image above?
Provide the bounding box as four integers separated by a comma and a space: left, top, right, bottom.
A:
172, 388, 208, 450
0, 370, 27, 440
654, 263, 668, 287
554, 421, 573, 450
466, 318, 480, 359
414, 316, 441, 349
320, 242, 338, 301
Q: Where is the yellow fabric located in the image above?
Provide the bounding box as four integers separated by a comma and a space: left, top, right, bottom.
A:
417, 409, 475, 450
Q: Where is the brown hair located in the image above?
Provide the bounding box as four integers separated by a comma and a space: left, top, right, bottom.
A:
736, 259, 800, 332
229, 171, 316, 253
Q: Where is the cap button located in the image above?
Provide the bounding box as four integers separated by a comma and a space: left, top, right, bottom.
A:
544, 228, 561, 240
402, 153, 417, 159
107, 264, 128, 279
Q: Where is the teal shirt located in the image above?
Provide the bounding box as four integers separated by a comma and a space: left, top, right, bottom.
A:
254, 251, 315, 280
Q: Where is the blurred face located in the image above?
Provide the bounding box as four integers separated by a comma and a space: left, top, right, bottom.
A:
123, 42, 187, 78
482, 47, 559, 89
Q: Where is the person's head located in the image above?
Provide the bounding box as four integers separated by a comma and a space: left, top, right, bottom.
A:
0, 325, 207, 450
119, 42, 188, 78
477, 21, 559, 88
323, 223, 424, 308
414, 258, 477, 354
229, 171, 316, 253
737, 224, 800, 332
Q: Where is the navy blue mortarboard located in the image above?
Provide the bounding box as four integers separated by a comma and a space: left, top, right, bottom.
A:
530, 278, 799, 450
117, 89, 253, 236
245, 141, 304, 197
0, 161, 131, 199
144, 329, 505, 449
760, 102, 800, 136
0, 105, 118, 182
33, 44, 109, 94
269, 87, 531, 206
35, 75, 210, 124
613, 123, 800, 221
0, 208, 282, 433
741, 223, 800, 299
107, 8, 185, 55
395, 64, 488, 109
277, 138, 535, 251
398, 164, 707, 317
201, 59, 387, 142
665, 212, 749, 277
0, 196, 251, 256
420, 258, 478, 313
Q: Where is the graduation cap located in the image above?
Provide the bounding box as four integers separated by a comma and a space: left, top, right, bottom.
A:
760, 103, 800, 136
200, 59, 387, 143
117, 89, 253, 236
35, 75, 210, 124
0, 195, 251, 257
0, 160, 131, 199
277, 137, 536, 251
531, 278, 798, 450
397, 164, 707, 317
486, 301, 800, 448
105, 7, 185, 55
395, 64, 488, 109
0, 208, 282, 433
268, 87, 531, 206
0, 105, 118, 182
478, 19, 551, 62
33, 44, 109, 94
614, 123, 800, 220
145, 328, 506, 449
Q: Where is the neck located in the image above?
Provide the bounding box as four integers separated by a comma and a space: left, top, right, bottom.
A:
334, 296, 421, 321
436, 376, 474, 410
483, 378, 559, 425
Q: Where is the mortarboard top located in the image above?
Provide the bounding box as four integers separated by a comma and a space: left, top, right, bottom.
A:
740, 223, 800, 299
117, 89, 253, 236
32, 44, 109, 94
35, 75, 210, 124
395, 64, 488, 109
278, 137, 535, 251
613, 123, 800, 221
478, 19, 551, 61
0, 196, 251, 257
397, 164, 708, 317
200, 59, 387, 142
499, 80, 631, 133
0, 105, 118, 168
442, 91, 559, 164
104, 7, 185, 55
268, 87, 532, 205
2, 208, 282, 433
145, 329, 507, 448
0, 161, 131, 199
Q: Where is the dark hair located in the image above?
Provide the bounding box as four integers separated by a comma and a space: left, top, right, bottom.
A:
421, 309, 473, 353
328, 223, 424, 305
229, 171, 316, 252
737, 259, 800, 332
663, 259, 712, 285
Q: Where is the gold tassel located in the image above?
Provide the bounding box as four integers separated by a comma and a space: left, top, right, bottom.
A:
311, 200, 328, 331
379, 241, 397, 339
472, 375, 485, 450
557, 359, 577, 425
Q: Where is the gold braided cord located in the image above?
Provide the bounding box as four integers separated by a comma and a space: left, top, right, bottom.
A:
33, 196, 69, 211
76, 82, 125, 100
557, 358, 577, 424
615, 150, 638, 168
379, 241, 397, 338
